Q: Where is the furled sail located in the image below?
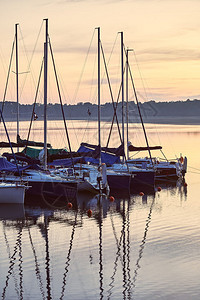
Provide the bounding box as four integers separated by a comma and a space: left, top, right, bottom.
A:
80, 142, 125, 157
17, 134, 52, 148
128, 142, 162, 152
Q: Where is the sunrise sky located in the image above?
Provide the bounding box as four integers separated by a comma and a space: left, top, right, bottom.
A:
0, 0, 200, 105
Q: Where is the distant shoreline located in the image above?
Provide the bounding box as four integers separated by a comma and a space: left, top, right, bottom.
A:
135, 116, 200, 125
4, 116, 200, 125
2, 99, 200, 125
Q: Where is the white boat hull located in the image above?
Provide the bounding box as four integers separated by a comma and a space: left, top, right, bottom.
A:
0, 183, 25, 204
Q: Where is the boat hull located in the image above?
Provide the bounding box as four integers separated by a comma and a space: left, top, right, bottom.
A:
25, 180, 77, 203
0, 172, 77, 205
155, 167, 179, 181
0, 183, 25, 204
130, 170, 155, 193
107, 173, 131, 194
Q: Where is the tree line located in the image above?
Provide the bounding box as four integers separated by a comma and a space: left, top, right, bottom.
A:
1, 99, 200, 122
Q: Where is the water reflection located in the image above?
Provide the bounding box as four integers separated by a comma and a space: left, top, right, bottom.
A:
0, 204, 25, 220
0, 181, 189, 299
130, 197, 155, 296
60, 211, 77, 300
2, 223, 23, 300
155, 179, 187, 201
27, 225, 45, 299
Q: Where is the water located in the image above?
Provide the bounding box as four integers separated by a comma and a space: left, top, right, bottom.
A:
0, 121, 200, 299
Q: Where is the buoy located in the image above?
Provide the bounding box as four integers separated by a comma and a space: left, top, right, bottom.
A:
157, 187, 162, 192
180, 156, 184, 163
109, 196, 115, 202
87, 209, 92, 218
67, 202, 73, 209
184, 182, 187, 187
139, 192, 144, 196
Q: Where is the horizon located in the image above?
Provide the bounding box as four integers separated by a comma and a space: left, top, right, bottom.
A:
1, 0, 200, 106
1, 98, 200, 106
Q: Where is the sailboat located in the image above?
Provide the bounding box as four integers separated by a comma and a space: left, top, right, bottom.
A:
103, 34, 155, 193
74, 28, 131, 194
124, 48, 187, 183
0, 20, 78, 204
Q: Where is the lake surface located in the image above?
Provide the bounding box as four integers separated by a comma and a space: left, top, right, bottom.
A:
0, 121, 200, 299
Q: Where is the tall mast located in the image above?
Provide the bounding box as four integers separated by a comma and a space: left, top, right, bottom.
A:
97, 27, 101, 165
120, 32, 125, 162
15, 23, 19, 151
126, 48, 133, 160
44, 18, 48, 170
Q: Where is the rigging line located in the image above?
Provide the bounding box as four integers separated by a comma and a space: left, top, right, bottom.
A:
101, 43, 122, 144
128, 59, 153, 164
27, 224, 45, 300
55, 78, 80, 149
81, 118, 92, 143
132, 50, 149, 102
1, 38, 15, 114
188, 165, 200, 171
132, 48, 163, 148
188, 170, 200, 175
136, 90, 163, 148
104, 42, 128, 150
1, 226, 23, 300
60, 211, 78, 300
72, 28, 96, 104
72, 31, 97, 147
91, 53, 98, 102
49, 38, 75, 168
106, 71, 123, 148
106, 33, 119, 65
160, 149, 168, 161
18, 22, 44, 94
24, 58, 44, 153
100, 33, 119, 85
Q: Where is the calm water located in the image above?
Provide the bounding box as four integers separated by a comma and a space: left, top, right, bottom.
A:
0, 121, 200, 299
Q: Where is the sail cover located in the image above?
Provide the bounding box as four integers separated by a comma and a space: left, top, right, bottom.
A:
0, 157, 36, 172
48, 157, 84, 167
17, 135, 52, 148
77, 143, 120, 165
80, 142, 125, 156
128, 144, 162, 152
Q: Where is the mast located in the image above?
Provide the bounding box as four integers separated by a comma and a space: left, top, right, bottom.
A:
120, 32, 125, 162
15, 23, 19, 152
126, 49, 133, 160
44, 18, 48, 170
97, 27, 101, 165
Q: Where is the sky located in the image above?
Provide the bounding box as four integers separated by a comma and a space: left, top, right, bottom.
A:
0, 0, 200, 105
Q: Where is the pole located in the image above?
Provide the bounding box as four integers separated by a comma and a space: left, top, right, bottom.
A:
15, 23, 19, 152
44, 18, 48, 170
97, 27, 101, 166
126, 49, 133, 160
120, 32, 125, 162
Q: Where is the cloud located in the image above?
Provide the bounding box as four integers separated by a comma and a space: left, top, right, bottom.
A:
134, 48, 200, 63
